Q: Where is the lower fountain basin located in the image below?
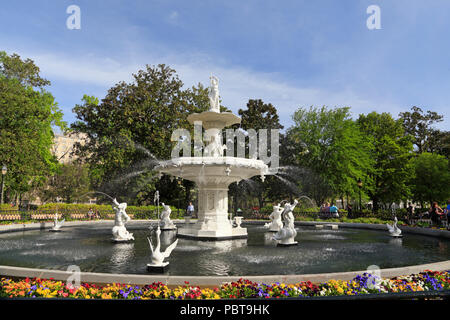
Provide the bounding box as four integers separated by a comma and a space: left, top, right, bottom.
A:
0, 222, 449, 276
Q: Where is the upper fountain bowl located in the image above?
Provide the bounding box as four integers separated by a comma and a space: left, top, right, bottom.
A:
187, 111, 241, 130
156, 156, 269, 186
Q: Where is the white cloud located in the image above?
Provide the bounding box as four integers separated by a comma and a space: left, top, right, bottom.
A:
11, 49, 407, 128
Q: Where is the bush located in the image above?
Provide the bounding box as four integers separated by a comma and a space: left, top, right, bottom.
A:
0, 204, 18, 211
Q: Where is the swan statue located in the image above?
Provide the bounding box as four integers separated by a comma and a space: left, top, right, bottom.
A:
264, 203, 284, 232
386, 216, 402, 237
272, 199, 299, 246
147, 226, 179, 270
50, 213, 65, 232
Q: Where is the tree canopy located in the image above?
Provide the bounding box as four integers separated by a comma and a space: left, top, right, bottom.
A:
70, 64, 210, 204
0, 51, 65, 202
357, 112, 414, 210
286, 106, 374, 205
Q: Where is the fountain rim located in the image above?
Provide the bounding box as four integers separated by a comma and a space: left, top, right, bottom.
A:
0, 220, 449, 286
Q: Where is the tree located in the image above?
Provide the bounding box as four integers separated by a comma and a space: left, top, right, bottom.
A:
287, 106, 374, 206
427, 129, 450, 159
411, 153, 450, 206
0, 51, 65, 202
70, 64, 210, 205
230, 99, 285, 209
37, 163, 91, 203
357, 112, 414, 211
399, 106, 443, 154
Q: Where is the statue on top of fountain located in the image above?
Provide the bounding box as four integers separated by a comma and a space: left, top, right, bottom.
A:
208, 75, 220, 113
112, 198, 134, 242
204, 134, 227, 157
272, 199, 299, 246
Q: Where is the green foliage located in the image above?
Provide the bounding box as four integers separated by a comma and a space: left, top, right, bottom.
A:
287, 106, 374, 204
357, 112, 414, 211
411, 152, 450, 205
36, 163, 91, 203
0, 51, 66, 199
0, 204, 18, 211
70, 64, 210, 205
229, 99, 285, 211
399, 106, 444, 154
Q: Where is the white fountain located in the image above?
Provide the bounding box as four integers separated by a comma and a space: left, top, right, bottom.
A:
49, 212, 65, 232
155, 76, 269, 240
264, 203, 284, 232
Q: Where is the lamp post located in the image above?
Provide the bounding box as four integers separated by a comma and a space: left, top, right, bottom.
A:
1, 165, 7, 205
357, 178, 363, 216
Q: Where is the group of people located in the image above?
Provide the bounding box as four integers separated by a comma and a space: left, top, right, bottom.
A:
407, 200, 450, 227
427, 201, 450, 227
87, 208, 100, 220
319, 202, 339, 218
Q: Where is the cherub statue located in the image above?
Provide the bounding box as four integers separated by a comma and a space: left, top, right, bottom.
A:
273, 199, 299, 245
203, 134, 226, 157
160, 203, 176, 230
112, 198, 134, 241
264, 203, 284, 232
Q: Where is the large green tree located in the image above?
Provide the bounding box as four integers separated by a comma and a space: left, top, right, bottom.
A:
357, 112, 414, 211
399, 106, 443, 154
410, 153, 450, 206
229, 99, 285, 210
37, 163, 91, 203
287, 106, 374, 206
0, 51, 65, 203
70, 64, 210, 205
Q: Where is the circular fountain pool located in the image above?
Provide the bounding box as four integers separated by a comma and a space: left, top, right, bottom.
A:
0, 223, 449, 276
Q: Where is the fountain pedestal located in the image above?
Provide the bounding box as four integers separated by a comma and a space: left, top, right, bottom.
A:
177, 176, 248, 240
157, 157, 267, 240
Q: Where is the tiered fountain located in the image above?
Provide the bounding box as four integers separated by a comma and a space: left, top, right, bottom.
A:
155, 76, 269, 240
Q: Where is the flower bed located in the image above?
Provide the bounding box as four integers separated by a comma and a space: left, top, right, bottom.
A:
1, 270, 448, 299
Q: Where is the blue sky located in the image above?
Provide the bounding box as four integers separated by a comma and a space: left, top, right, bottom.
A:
1, 0, 449, 131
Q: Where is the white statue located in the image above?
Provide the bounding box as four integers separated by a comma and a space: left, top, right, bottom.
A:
147, 227, 178, 267
203, 134, 227, 158
159, 203, 177, 230
264, 203, 284, 232
50, 213, 65, 232
208, 75, 220, 112
273, 199, 299, 245
386, 216, 402, 237
112, 198, 134, 242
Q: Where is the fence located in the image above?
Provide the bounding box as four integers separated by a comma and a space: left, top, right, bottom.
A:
0, 209, 163, 221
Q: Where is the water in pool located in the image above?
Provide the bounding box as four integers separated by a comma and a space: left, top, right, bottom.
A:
0, 222, 448, 276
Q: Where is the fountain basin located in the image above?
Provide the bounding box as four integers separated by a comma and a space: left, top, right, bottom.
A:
1, 221, 449, 278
